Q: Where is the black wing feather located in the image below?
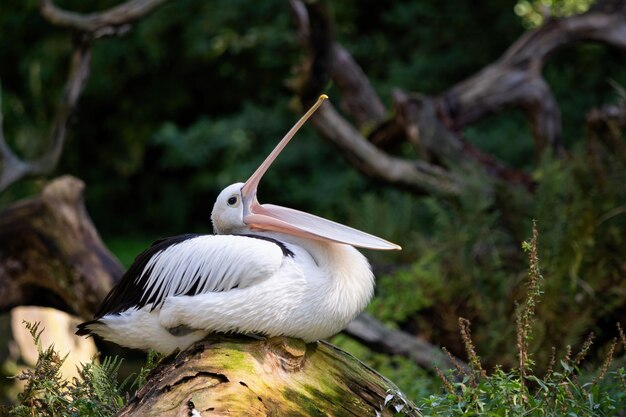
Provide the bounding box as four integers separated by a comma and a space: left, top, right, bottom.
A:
76, 233, 292, 337
93, 234, 202, 319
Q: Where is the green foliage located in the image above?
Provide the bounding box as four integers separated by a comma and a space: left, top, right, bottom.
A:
515, 0, 594, 27
368, 143, 626, 370
422, 364, 625, 416
9, 322, 162, 417
418, 225, 626, 416
104, 234, 160, 268
369, 259, 443, 324
132, 349, 163, 391
10, 322, 72, 416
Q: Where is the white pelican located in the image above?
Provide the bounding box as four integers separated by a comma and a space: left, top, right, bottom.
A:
77, 95, 400, 354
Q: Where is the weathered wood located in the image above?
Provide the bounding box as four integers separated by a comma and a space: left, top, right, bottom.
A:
0, 175, 123, 318
118, 335, 422, 417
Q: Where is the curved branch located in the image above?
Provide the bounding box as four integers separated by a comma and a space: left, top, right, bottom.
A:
289, 0, 524, 194
36, 42, 92, 174
502, 10, 626, 65
312, 103, 462, 196
290, 0, 464, 196
0, 41, 91, 192
442, 68, 563, 156
441, 8, 626, 155
38, 0, 168, 37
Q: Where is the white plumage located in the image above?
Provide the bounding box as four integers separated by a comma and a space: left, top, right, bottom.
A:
142, 235, 282, 300
77, 96, 400, 354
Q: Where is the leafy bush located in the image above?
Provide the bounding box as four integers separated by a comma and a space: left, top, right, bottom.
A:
419, 223, 626, 416
8, 322, 161, 417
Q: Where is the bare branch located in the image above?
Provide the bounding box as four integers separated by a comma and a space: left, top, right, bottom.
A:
35, 42, 92, 176
312, 103, 463, 196
392, 90, 535, 188
502, 9, 626, 65
0, 41, 92, 192
330, 44, 387, 128
39, 0, 168, 38
440, 9, 626, 156
43, 42, 91, 170
345, 313, 468, 374
290, 0, 525, 194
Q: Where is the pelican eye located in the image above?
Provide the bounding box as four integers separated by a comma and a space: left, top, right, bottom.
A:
227, 195, 239, 207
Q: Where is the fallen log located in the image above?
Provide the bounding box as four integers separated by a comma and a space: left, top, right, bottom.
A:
118, 335, 422, 417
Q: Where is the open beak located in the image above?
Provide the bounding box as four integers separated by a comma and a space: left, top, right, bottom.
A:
240, 95, 401, 251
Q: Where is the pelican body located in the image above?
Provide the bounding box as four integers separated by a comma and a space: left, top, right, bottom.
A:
77, 96, 400, 354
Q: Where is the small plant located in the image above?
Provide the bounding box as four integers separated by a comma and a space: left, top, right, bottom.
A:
9, 322, 162, 417
420, 222, 626, 416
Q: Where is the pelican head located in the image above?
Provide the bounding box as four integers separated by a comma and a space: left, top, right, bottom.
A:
211, 95, 400, 251
211, 182, 247, 234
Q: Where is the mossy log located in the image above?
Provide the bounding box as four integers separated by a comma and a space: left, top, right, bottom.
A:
118, 335, 422, 417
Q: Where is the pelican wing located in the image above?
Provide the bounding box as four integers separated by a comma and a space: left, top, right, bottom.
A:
92, 234, 290, 318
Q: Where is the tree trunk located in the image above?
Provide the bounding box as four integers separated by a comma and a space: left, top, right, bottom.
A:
118, 335, 422, 417
0, 175, 123, 318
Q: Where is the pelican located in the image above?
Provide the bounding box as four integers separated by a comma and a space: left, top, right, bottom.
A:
77, 95, 400, 354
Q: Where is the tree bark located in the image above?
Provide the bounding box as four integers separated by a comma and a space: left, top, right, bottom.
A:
118, 335, 422, 417
0, 175, 122, 318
